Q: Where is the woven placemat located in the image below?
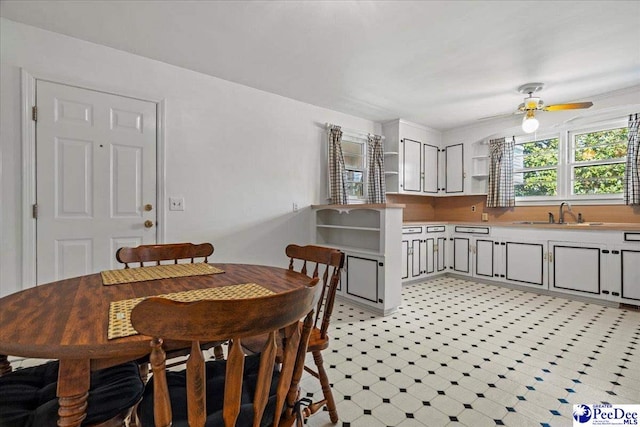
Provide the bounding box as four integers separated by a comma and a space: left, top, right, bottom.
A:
101, 263, 224, 286
108, 283, 275, 339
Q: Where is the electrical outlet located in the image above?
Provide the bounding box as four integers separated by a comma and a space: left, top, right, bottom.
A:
293, 202, 299, 212
471, 205, 476, 212
169, 197, 184, 211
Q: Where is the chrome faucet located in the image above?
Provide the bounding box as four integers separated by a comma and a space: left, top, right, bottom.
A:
559, 201, 572, 224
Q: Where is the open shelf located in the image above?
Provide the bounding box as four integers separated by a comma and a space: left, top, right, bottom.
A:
316, 224, 380, 232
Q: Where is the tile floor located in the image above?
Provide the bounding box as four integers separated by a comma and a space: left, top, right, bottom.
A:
8, 276, 640, 426
299, 276, 640, 427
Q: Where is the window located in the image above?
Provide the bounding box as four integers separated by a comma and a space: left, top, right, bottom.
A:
332, 136, 367, 201
569, 125, 628, 196
514, 137, 559, 197
514, 117, 628, 204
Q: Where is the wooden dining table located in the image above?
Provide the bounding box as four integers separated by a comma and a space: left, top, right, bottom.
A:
0, 263, 311, 427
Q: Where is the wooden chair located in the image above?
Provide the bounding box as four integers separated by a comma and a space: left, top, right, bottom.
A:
243, 244, 345, 423
0, 360, 144, 427
116, 242, 214, 268
116, 242, 224, 360
116, 242, 217, 427
130, 277, 322, 427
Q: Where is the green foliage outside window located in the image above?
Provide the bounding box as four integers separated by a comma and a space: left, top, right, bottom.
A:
572, 128, 627, 195
514, 138, 559, 197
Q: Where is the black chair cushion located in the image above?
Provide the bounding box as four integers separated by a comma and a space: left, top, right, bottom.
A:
138, 353, 280, 427
0, 360, 144, 427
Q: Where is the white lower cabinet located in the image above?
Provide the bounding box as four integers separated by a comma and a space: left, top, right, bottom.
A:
436, 235, 447, 273
451, 236, 471, 275
473, 237, 496, 279
345, 254, 382, 305
401, 225, 447, 284
503, 240, 547, 288
620, 248, 640, 303
549, 241, 604, 297
609, 243, 640, 304
471, 237, 547, 289
449, 226, 491, 278
401, 224, 640, 308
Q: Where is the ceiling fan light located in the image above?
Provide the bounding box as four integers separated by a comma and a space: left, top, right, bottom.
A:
522, 111, 539, 133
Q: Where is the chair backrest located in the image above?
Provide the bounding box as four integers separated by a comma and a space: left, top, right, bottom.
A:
116, 242, 214, 268
130, 277, 321, 427
285, 244, 345, 339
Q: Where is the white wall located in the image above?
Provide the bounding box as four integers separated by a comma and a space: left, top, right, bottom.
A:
0, 18, 381, 296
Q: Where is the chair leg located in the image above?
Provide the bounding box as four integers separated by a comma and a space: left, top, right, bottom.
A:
312, 350, 338, 424
127, 363, 148, 427
213, 344, 225, 360
0, 354, 12, 376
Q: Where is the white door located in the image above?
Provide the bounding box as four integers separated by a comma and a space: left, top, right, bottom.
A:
36, 80, 157, 284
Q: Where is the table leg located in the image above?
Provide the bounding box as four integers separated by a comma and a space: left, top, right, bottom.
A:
0, 354, 12, 376
57, 359, 90, 427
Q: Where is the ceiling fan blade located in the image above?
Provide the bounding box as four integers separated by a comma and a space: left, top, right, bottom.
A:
544, 102, 594, 111
477, 111, 523, 121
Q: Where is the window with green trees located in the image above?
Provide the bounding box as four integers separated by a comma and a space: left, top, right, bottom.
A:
570, 127, 627, 195
514, 137, 559, 197
514, 118, 628, 201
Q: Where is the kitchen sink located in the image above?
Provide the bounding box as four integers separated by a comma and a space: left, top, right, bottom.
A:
512, 221, 606, 226
512, 221, 553, 224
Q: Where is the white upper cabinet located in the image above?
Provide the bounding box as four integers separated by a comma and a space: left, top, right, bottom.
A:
444, 143, 464, 194
383, 120, 441, 196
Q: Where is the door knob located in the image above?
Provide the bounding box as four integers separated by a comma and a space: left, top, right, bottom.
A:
144, 204, 153, 211
144, 220, 154, 228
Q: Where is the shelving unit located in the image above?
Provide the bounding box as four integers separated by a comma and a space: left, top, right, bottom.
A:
312, 203, 404, 315
469, 140, 489, 194
471, 155, 489, 177
383, 151, 399, 194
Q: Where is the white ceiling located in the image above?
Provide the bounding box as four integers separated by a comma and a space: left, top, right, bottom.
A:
2, 0, 639, 131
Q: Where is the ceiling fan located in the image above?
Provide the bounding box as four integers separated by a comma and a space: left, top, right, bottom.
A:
516, 82, 593, 133
480, 82, 594, 133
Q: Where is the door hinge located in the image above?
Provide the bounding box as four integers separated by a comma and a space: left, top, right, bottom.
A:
32, 106, 38, 122
32, 203, 38, 219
